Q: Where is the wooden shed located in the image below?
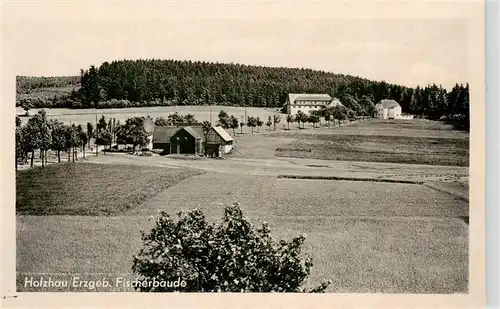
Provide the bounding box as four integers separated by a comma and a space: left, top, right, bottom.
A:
170, 127, 205, 155
205, 126, 234, 157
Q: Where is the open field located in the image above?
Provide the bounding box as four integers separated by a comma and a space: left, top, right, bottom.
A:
295, 118, 470, 139
276, 134, 468, 166
232, 119, 469, 166
17, 168, 468, 293
16, 106, 282, 128
16, 163, 203, 216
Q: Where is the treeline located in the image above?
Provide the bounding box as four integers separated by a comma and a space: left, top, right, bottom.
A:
16, 59, 470, 130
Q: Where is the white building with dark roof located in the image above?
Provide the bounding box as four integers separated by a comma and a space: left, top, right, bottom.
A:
284, 93, 333, 115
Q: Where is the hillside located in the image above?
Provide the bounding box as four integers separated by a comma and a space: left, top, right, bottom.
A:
16, 76, 80, 109
16, 59, 469, 130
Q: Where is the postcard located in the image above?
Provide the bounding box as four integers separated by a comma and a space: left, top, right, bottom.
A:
1, 1, 486, 308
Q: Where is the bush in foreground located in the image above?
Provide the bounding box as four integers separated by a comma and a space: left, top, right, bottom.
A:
132, 202, 331, 292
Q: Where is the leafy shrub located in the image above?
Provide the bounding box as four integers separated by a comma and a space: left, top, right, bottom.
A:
132, 202, 331, 292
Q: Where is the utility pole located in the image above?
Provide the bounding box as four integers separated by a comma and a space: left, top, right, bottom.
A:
69, 120, 74, 162
112, 117, 115, 145
68, 120, 72, 162
95, 114, 98, 157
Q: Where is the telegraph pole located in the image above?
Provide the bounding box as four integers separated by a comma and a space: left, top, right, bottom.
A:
95, 114, 98, 157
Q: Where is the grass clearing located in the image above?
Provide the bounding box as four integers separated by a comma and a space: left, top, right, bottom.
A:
17, 172, 468, 293
308, 119, 469, 139
17, 215, 467, 293
276, 134, 469, 166
231, 119, 469, 166
134, 172, 468, 218
16, 163, 203, 216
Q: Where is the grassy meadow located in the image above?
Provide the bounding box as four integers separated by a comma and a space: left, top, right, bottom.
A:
232, 119, 469, 166
275, 134, 468, 166
16, 163, 203, 216
17, 166, 468, 293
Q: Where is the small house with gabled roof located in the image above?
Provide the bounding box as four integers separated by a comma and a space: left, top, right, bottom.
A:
205, 126, 234, 157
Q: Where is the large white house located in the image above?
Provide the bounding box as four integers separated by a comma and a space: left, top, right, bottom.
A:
375, 99, 413, 120
284, 93, 333, 115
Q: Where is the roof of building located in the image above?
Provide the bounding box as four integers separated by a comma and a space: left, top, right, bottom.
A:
190, 126, 205, 138
172, 126, 205, 141
152, 126, 179, 144
211, 126, 234, 142
377, 99, 401, 109
326, 98, 344, 107
288, 93, 332, 105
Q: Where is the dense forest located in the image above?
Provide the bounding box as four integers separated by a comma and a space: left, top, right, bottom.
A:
16, 59, 470, 130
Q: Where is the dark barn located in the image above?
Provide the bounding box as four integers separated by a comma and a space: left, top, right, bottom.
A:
152, 126, 179, 154
170, 127, 205, 155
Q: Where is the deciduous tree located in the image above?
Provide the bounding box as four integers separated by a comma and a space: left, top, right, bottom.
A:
115, 117, 149, 152
229, 115, 239, 135
217, 110, 230, 129
50, 120, 67, 163
246, 116, 257, 135
256, 117, 264, 133
202, 121, 212, 136
265, 116, 272, 132
86, 122, 94, 149
286, 114, 294, 130
273, 115, 281, 131
132, 202, 331, 292
155, 116, 169, 126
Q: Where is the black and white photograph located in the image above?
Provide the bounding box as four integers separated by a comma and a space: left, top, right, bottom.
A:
1, 0, 487, 307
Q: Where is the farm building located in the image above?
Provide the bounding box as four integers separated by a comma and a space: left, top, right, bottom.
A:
284, 93, 333, 115
205, 126, 234, 157
376, 99, 409, 119
151, 124, 205, 154
151, 126, 179, 153
170, 127, 205, 155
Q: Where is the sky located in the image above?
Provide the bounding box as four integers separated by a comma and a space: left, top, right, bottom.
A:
2, 2, 472, 90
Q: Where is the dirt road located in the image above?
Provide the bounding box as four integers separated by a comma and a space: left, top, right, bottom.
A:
85, 154, 468, 199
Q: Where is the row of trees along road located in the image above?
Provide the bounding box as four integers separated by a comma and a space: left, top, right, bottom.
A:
16, 111, 155, 170
15, 109, 233, 169
217, 108, 357, 134
16, 111, 91, 169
